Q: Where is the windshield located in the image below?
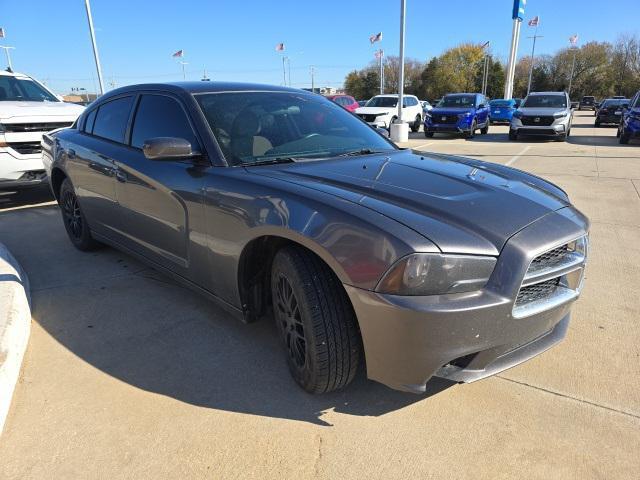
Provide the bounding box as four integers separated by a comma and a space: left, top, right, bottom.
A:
601, 99, 628, 108
489, 100, 514, 107
522, 95, 567, 108
437, 94, 476, 108
196, 91, 395, 166
365, 96, 398, 108
0, 76, 59, 102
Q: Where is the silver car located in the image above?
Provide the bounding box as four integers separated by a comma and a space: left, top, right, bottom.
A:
509, 91, 573, 141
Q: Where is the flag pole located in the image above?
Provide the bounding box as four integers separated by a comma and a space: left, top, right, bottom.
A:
84, 0, 105, 95
568, 47, 577, 96
0, 46, 14, 71
526, 21, 542, 95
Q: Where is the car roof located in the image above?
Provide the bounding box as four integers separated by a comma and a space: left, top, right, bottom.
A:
373, 94, 416, 98
445, 93, 480, 96
0, 70, 31, 79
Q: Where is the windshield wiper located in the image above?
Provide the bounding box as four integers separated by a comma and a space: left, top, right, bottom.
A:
245, 157, 297, 166
338, 148, 389, 157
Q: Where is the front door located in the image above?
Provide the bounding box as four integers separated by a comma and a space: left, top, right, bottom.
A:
113, 93, 206, 280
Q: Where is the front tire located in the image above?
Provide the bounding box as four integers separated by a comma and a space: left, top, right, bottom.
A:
465, 119, 477, 139
270, 246, 360, 394
508, 129, 518, 141
59, 178, 102, 251
411, 114, 421, 133
620, 128, 630, 144
424, 131, 434, 138
480, 121, 489, 135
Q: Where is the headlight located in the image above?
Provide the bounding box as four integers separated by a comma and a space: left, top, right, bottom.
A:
553, 111, 568, 118
458, 112, 472, 118
376, 253, 497, 296
512, 110, 523, 119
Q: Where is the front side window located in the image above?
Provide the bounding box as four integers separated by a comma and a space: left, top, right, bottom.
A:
195, 91, 395, 166
92, 96, 134, 143
131, 94, 199, 149
0, 76, 58, 102
522, 95, 567, 108
438, 95, 476, 108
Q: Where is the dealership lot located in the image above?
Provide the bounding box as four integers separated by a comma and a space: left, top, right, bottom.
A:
0, 111, 639, 479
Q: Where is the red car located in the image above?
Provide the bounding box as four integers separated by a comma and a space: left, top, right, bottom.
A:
327, 94, 359, 113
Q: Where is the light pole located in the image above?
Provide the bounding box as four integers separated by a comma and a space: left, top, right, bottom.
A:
84, 0, 105, 95
282, 56, 287, 86
504, 0, 525, 99
0, 45, 15, 71
567, 35, 579, 97
390, 0, 408, 142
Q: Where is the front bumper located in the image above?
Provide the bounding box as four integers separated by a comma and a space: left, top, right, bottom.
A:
425, 118, 473, 134
0, 150, 47, 190
347, 206, 588, 393
511, 121, 568, 137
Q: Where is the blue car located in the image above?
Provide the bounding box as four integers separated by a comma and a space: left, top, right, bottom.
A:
618, 90, 640, 144
424, 93, 490, 138
488, 98, 517, 124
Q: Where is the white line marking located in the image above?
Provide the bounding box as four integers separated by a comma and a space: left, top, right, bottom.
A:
412, 142, 434, 150
505, 145, 531, 166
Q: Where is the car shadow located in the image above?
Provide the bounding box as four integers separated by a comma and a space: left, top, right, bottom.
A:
0, 185, 55, 211
27, 245, 454, 427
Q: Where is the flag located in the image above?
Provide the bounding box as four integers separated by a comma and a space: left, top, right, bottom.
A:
481, 40, 490, 49
374, 49, 384, 60
275, 43, 285, 52
569, 34, 578, 46
369, 32, 382, 44
172, 49, 184, 58
0, 28, 4, 38
528, 16, 539, 27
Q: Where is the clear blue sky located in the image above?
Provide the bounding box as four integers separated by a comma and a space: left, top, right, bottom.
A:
2, 0, 639, 94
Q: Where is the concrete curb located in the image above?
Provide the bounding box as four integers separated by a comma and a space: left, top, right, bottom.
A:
0, 242, 31, 436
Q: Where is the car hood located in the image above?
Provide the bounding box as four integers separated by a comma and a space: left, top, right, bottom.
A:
248, 150, 570, 256
0, 101, 84, 122
355, 106, 395, 116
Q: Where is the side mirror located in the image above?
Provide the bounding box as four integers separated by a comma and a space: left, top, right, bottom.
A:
143, 137, 200, 160
477, 104, 485, 109
375, 127, 390, 138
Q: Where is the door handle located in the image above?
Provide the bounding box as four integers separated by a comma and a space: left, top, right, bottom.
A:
67, 148, 76, 158
115, 170, 126, 183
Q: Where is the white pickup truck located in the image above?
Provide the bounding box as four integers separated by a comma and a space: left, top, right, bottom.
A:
0, 70, 84, 191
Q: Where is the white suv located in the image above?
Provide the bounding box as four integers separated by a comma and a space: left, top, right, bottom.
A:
0, 70, 84, 191
355, 94, 423, 132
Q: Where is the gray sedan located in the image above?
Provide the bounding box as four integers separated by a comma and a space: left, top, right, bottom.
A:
43, 82, 589, 394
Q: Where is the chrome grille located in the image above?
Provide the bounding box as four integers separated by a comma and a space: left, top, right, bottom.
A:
2, 122, 73, 132
512, 236, 588, 319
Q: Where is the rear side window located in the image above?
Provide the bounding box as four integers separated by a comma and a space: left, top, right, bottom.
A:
84, 109, 97, 133
130, 94, 199, 149
92, 96, 134, 143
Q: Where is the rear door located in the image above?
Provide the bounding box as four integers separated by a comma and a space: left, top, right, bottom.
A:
113, 92, 206, 278
70, 95, 135, 239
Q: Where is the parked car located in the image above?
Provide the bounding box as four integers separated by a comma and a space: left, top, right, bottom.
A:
578, 95, 596, 110
618, 90, 640, 144
595, 98, 629, 127
326, 94, 359, 113
510, 91, 572, 141
355, 94, 422, 132
424, 93, 490, 138
488, 98, 517, 124
42, 81, 589, 394
0, 70, 84, 191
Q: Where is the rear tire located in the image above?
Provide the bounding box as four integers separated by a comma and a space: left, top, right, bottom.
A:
595, 120, 600, 127
270, 246, 360, 394
59, 178, 102, 251
508, 129, 518, 141
424, 131, 434, 138
411, 114, 421, 133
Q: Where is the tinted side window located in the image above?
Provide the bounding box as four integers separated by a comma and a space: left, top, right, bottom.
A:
131, 94, 199, 149
633, 93, 640, 108
84, 109, 97, 133
92, 96, 134, 143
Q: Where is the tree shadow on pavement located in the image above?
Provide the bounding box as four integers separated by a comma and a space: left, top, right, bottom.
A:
29, 259, 454, 427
